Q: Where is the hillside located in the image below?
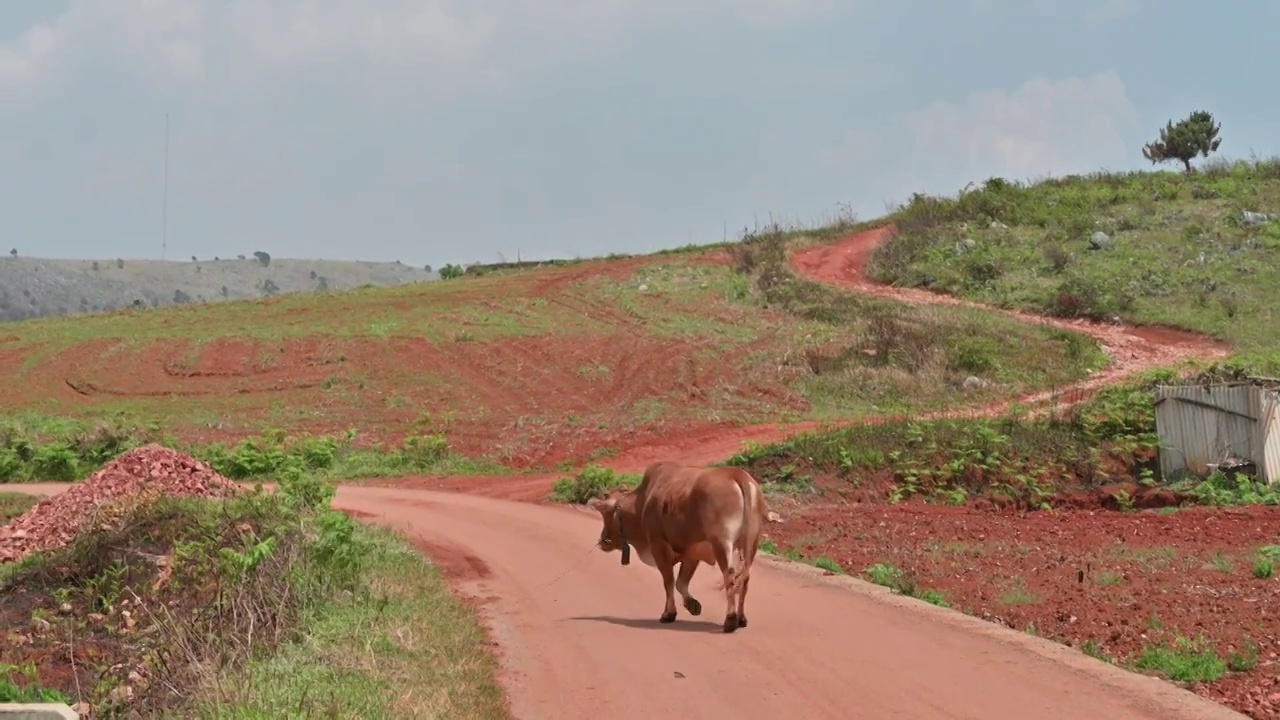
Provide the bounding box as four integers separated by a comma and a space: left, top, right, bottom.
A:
0, 232, 1106, 472
866, 156, 1280, 368
0, 254, 438, 322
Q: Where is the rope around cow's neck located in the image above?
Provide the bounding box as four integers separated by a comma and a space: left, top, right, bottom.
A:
540, 542, 602, 589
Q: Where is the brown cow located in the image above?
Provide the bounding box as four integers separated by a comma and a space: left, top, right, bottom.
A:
588, 461, 767, 633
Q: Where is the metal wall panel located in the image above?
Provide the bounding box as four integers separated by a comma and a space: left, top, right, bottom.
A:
1153, 384, 1262, 482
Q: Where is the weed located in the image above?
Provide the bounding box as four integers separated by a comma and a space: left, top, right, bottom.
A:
1228, 638, 1260, 672
812, 556, 844, 574
998, 578, 1039, 606
1206, 551, 1235, 574
1135, 636, 1227, 683
1095, 570, 1125, 586
0, 491, 38, 521
1081, 640, 1111, 663
548, 465, 641, 504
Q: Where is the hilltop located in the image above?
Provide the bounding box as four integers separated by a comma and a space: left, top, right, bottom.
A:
867, 155, 1280, 368
0, 253, 438, 322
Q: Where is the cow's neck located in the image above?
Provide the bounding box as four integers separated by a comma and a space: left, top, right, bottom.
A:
616, 503, 654, 567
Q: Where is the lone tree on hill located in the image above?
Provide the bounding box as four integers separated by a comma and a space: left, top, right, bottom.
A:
1142, 110, 1222, 173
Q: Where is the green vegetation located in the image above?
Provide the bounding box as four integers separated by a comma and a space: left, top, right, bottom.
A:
861, 562, 949, 607
0, 492, 37, 521
725, 224, 1108, 418
867, 156, 1280, 363
201, 526, 506, 719
727, 360, 1280, 508
727, 372, 1164, 506
549, 465, 641, 504
1142, 111, 1223, 174
0, 415, 497, 484
0, 471, 503, 718
1134, 636, 1227, 684
1253, 546, 1280, 579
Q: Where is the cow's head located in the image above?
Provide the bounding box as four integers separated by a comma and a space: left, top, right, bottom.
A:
587, 492, 631, 566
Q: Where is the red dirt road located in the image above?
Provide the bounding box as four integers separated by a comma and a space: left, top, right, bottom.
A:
4, 229, 1242, 718
10, 483, 1248, 720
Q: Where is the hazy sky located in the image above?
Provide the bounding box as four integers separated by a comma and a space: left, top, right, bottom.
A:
1, 1, 1275, 266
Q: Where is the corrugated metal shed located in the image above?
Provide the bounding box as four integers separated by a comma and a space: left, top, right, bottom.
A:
1154, 383, 1280, 484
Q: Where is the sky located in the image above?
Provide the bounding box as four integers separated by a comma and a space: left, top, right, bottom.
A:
1, 1, 1277, 267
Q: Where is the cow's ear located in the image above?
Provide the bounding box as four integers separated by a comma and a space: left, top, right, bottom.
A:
588, 496, 615, 514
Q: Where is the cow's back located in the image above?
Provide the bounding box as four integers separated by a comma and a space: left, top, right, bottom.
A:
635, 463, 751, 559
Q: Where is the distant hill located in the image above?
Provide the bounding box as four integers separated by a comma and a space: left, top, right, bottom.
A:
0, 254, 438, 322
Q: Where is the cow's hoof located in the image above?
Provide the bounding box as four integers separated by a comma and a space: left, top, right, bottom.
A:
722, 613, 740, 633
683, 598, 703, 616
737, 614, 748, 629
659, 611, 677, 624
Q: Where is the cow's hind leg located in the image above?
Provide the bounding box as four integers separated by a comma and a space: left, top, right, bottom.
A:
712, 542, 740, 633
675, 560, 701, 616
654, 547, 679, 624
735, 575, 750, 628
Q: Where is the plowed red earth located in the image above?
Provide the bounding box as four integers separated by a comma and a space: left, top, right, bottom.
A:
9, 228, 1264, 719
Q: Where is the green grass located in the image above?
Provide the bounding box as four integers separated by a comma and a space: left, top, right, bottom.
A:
0, 492, 37, 521
867, 156, 1280, 365
727, 374, 1162, 505
200, 527, 506, 719
1, 471, 504, 719
860, 562, 949, 606
1134, 636, 1227, 683
726, 226, 1108, 419
0, 415, 500, 484
548, 465, 642, 504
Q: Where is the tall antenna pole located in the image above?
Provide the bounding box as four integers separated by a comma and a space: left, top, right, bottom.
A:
162, 112, 170, 261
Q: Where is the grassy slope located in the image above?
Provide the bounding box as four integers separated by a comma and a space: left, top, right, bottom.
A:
0, 255, 436, 322
201, 525, 506, 719
0, 234, 1105, 471
1, 480, 505, 718
868, 157, 1280, 365
731, 158, 1280, 503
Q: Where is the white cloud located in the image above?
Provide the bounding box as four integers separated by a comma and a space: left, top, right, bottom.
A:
0, 0, 840, 100
828, 71, 1141, 208
905, 71, 1139, 179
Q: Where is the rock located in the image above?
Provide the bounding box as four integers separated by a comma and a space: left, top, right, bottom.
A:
1089, 231, 1112, 250
0, 444, 240, 564
766, 511, 784, 524
1241, 210, 1276, 226
108, 685, 134, 703
963, 376, 988, 391
990, 221, 1008, 229
638, 284, 649, 292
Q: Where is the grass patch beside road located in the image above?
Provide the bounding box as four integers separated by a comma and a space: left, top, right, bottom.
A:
0, 492, 37, 521
202, 526, 506, 720
1, 473, 506, 719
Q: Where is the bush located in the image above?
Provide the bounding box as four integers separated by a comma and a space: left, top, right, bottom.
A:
549, 465, 640, 504
0, 469, 368, 716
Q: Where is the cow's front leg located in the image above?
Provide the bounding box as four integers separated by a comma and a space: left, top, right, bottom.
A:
654, 547, 678, 623
675, 560, 701, 616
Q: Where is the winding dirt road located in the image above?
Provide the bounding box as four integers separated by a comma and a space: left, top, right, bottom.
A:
10, 229, 1239, 719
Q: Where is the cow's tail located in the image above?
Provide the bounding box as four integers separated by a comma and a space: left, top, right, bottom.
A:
721, 469, 766, 594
